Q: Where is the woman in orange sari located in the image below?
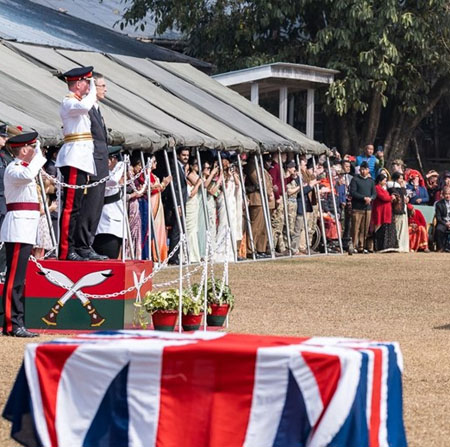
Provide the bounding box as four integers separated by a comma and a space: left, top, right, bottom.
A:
407, 204, 430, 252
149, 157, 171, 262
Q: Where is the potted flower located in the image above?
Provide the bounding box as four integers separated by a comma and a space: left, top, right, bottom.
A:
182, 292, 204, 331
206, 278, 235, 327
143, 289, 179, 331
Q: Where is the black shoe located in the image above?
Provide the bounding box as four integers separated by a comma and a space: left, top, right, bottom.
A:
169, 259, 180, 265
4, 327, 39, 338
80, 249, 109, 261
65, 252, 88, 261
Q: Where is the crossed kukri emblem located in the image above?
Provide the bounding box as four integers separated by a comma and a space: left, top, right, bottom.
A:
40, 268, 113, 327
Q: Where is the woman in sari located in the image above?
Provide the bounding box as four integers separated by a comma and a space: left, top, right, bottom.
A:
149, 157, 171, 262
408, 204, 430, 252
215, 156, 242, 262
128, 157, 143, 259
197, 160, 220, 258
185, 159, 202, 263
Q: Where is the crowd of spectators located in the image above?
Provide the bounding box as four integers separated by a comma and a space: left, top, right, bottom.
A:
2, 123, 450, 265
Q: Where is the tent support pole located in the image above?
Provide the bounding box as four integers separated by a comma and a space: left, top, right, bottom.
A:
237, 154, 256, 260
312, 156, 328, 255
163, 149, 185, 264
258, 153, 275, 258
295, 154, 311, 256
38, 172, 57, 250
171, 148, 190, 263
254, 154, 274, 259
217, 151, 237, 262
196, 149, 211, 236
326, 156, 344, 254
122, 154, 129, 261
278, 150, 292, 256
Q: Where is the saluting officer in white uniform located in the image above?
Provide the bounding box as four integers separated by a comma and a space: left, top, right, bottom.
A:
93, 146, 126, 259
56, 66, 97, 261
1, 132, 46, 337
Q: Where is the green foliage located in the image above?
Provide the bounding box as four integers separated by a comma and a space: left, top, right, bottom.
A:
206, 278, 235, 309
120, 0, 450, 154
142, 289, 180, 313
182, 294, 203, 315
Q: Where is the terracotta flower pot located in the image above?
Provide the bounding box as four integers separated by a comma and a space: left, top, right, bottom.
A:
182, 312, 203, 331
152, 310, 178, 331
207, 304, 230, 327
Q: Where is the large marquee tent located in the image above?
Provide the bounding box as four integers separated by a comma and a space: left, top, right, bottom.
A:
0, 40, 330, 156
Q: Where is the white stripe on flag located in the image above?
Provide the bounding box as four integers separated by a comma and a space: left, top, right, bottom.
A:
24, 344, 52, 447
363, 349, 374, 433
378, 345, 389, 447
289, 352, 323, 427
55, 343, 131, 446
127, 339, 197, 447
243, 344, 306, 447
301, 345, 362, 447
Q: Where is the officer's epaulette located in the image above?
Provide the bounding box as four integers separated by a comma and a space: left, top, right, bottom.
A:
65, 92, 82, 101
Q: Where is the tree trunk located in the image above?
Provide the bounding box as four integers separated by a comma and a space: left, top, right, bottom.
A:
337, 115, 351, 154
362, 90, 382, 146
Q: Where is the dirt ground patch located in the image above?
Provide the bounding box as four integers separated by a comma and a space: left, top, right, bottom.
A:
1, 252, 449, 446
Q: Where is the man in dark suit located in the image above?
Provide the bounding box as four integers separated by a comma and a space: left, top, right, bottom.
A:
163, 148, 189, 264
435, 186, 450, 251
75, 72, 109, 260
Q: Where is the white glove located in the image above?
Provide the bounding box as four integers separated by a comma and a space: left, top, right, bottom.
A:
34, 139, 41, 154
89, 77, 97, 96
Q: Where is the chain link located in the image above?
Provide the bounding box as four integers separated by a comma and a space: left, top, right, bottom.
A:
41, 164, 146, 190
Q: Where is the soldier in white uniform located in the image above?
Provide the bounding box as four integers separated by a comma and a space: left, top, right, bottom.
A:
56, 66, 97, 261
1, 131, 46, 337
93, 146, 125, 259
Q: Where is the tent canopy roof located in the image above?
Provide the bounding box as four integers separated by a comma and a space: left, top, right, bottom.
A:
0, 41, 329, 155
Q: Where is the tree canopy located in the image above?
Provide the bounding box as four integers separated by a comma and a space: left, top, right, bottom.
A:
120, 0, 450, 160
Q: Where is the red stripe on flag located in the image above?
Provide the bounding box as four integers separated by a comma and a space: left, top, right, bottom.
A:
59, 167, 78, 259
367, 348, 383, 447
4, 243, 20, 333
301, 351, 341, 423
35, 344, 78, 447
157, 333, 308, 447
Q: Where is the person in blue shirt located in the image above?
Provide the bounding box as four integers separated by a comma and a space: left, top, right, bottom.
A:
356, 144, 378, 179
406, 174, 429, 205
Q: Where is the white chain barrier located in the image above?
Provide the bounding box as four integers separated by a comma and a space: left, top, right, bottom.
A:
27, 228, 231, 299
41, 163, 147, 190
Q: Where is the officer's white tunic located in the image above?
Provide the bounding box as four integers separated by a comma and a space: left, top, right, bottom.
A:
1, 150, 47, 244
96, 161, 126, 239
55, 86, 97, 175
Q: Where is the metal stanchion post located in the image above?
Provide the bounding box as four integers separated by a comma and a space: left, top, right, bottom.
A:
237, 154, 256, 260
178, 236, 183, 333
326, 156, 344, 254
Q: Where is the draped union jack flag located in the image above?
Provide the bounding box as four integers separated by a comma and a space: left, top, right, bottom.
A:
3, 331, 407, 447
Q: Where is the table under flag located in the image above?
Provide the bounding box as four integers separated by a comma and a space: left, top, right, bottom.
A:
3, 330, 407, 447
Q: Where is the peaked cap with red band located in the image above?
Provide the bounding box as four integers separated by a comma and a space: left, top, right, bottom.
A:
63, 66, 94, 82
7, 131, 38, 148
